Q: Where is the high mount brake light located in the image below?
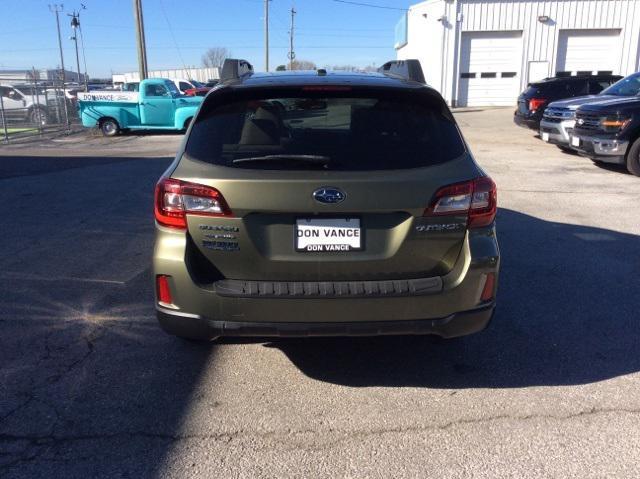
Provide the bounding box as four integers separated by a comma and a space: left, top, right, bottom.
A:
424, 177, 497, 228
529, 98, 546, 112
154, 178, 232, 229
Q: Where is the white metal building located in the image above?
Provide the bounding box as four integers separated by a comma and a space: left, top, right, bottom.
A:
111, 67, 220, 86
395, 0, 640, 106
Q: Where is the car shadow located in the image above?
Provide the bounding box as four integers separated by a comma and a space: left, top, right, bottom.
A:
264, 208, 640, 388
0, 153, 212, 477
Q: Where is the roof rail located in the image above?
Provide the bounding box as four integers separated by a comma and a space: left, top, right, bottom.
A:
220, 59, 254, 82
378, 59, 425, 84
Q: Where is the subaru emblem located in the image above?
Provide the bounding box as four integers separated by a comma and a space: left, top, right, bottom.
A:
313, 187, 346, 204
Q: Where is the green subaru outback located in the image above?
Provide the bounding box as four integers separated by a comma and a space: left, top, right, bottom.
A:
153, 59, 499, 341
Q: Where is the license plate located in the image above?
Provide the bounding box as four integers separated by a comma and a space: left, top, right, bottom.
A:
542, 132, 550, 142
571, 136, 580, 147
295, 218, 362, 252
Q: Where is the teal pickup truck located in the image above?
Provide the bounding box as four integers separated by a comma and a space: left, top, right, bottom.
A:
77, 78, 203, 136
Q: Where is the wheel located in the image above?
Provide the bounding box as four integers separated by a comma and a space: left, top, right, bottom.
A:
100, 118, 120, 137
29, 107, 48, 126
625, 137, 640, 176
183, 117, 192, 132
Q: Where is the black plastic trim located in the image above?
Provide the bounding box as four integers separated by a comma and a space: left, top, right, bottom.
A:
156, 304, 495, 340
214, 276, 443, 298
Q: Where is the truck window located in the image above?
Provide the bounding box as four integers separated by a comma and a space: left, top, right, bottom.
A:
179, 82, 191, 92
145, 84, 170, 97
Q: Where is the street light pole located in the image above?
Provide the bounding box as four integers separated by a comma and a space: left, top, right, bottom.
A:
132, 0, 148, 80
264, 0, 270, 72
288, 8, 296, 70
49, 4, 70, 128
70, 12, 82, 86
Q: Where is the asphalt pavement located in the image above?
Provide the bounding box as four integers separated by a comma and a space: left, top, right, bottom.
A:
1, 110, 639, 478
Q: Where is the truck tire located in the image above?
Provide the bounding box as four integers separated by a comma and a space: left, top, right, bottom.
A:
626, 137, 640, 176
29, 107, 48, 126
100, 118, 120, 137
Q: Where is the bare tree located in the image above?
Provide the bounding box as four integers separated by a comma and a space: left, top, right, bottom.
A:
289, 59, 316, 70
202, 47, 230, 68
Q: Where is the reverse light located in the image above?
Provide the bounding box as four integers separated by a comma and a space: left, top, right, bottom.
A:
154, 178, 232, 229
156, 275, 173, 304
425, 176, 497, 228
529, 98, 546, 112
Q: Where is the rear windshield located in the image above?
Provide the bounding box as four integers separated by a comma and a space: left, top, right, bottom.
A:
185, 91, 465, 170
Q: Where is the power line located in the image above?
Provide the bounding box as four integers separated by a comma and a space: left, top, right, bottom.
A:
159, 0, 190, 73
330, 0, 408, 11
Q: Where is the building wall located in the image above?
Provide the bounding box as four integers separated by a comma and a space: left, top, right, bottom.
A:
113, 67, 220, 85
398, 0, 640, 105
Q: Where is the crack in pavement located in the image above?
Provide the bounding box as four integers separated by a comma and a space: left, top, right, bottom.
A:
1, 404, 639, 471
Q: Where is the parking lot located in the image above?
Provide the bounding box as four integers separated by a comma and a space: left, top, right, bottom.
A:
1, 108, 639, 478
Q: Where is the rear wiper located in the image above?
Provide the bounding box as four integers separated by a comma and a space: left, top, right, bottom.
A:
233, 154, 331, 165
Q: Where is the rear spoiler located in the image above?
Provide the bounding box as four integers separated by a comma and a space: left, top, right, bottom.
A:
378, 59, 425, 84
220, 59, 254, 82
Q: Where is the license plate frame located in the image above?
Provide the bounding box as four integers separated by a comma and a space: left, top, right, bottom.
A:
542, 132, 550, 142
571, 136, 580, 147
295, 218, 363, 252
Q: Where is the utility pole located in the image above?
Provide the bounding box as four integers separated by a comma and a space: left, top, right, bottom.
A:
49, 4, 70, 127
264, 0, 270, 72
288, 7, 296, 70
132, 0, 148, 80
69, 11, 82, 86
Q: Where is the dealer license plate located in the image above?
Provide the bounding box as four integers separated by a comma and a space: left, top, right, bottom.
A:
571, 136, 580, 147
295, 218, 362, 252
542, 132, 549, 142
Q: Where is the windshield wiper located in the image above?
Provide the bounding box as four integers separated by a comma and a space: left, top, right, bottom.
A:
233, 154, 331, 165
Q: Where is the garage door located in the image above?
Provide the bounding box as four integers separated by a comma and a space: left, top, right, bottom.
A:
556, 29, 621, 76
457, 31, 523, 107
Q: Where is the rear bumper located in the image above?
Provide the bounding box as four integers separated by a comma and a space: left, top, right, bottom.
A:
513, 113, 539, 130
157, 303, 495, 339
153, 226, 500, 339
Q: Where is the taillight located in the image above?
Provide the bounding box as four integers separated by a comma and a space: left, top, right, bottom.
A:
154, 177, 232, 229
424, 177, 497, 228
529, 98, 546, 112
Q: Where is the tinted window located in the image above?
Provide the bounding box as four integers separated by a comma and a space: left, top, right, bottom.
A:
186, 93, 465, 171
601, 73, 640, 97
179, 82, 191, 91
566, 80, 588, 96
588, 79, 611, 94
145, 84, 169, 97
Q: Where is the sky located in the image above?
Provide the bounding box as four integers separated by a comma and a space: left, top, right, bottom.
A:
0, 0, 413, 79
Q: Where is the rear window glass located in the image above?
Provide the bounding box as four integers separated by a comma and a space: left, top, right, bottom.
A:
185, 92, 465, 171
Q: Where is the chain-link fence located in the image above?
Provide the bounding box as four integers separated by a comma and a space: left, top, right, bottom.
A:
0, 76, 81, 143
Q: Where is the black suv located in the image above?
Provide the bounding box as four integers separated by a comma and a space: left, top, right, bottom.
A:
514, 74, 622, 130
571, 72, 640, 176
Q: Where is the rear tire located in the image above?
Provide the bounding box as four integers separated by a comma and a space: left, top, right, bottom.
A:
625, 137, 640, 176
100, 118, 120, 137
